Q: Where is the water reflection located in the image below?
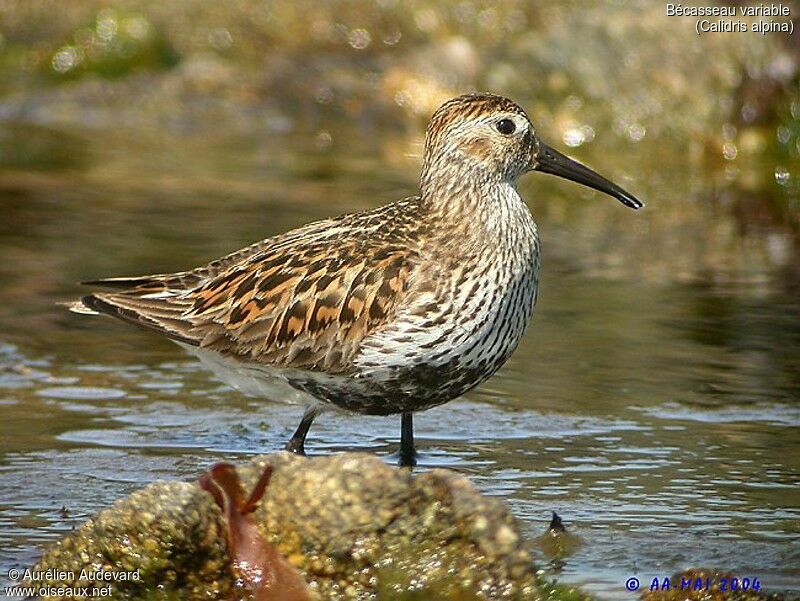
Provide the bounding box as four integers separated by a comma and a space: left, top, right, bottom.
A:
0, 122, 798, 598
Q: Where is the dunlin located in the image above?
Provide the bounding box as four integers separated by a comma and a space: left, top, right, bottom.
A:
70, 93, 642, 465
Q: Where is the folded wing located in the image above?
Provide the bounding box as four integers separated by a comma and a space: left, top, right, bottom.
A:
75, 203, 421, 373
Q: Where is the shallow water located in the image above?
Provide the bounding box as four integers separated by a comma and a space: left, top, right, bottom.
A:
0, 122, 798, 598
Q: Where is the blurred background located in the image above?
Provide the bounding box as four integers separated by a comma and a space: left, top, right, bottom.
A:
0, 1, 798, 598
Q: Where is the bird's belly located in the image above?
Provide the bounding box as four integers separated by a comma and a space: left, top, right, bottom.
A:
179, 342, 426, 415
351, 265, 539, 413
178, 342, 315, 404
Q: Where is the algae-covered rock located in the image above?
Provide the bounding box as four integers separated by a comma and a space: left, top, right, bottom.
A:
241, 453, 542, 599
30, 480, 231, 599
31, 453, 551, 600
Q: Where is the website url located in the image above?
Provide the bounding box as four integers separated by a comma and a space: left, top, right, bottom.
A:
4, 585, 112, 597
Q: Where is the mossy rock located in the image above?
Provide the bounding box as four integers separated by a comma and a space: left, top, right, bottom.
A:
31, 452, 554, 600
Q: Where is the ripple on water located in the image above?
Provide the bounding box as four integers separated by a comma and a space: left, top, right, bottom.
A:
635, 401, 800, 426
35, 386, 127, 400
408, 401, 649, 441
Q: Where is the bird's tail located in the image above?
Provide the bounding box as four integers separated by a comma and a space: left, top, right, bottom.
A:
60, 299, 100, 315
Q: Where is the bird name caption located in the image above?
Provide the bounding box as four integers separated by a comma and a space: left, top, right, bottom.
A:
625, 575, 761, 592
5, 568, 141, 598
666, 3, 794, 35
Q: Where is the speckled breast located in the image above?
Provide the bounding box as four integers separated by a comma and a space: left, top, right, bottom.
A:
299, 221, 541, 415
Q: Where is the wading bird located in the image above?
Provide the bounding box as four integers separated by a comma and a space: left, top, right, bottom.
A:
70, 93, 642, 466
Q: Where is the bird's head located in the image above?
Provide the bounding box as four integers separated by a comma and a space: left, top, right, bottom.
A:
421, 93, 643, 210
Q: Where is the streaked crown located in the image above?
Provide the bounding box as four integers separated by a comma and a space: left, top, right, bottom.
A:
421, 93, 535, 187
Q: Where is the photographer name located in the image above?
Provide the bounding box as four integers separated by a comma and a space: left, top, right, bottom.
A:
21, 568, 141, 582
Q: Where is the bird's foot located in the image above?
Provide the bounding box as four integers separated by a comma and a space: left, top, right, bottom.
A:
397, 446, 418, 468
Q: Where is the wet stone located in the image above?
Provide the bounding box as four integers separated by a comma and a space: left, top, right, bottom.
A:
30, 480, 231, 599
30, 452, 548, 600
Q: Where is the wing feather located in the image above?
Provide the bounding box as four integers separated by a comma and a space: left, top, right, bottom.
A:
75, 198, 423, 373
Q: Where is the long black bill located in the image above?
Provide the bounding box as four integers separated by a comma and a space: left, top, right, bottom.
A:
533, 142, 643, 210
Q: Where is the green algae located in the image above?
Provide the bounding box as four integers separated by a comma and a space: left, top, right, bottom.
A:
44, 8, 178, 81
31, 481, 231, 599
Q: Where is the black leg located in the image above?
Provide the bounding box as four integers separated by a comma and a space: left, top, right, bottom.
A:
285, 405, 320, 455
398, 412, 417, 467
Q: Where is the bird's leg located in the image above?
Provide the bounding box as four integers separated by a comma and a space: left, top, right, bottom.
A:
285, 405, 321, 456
398, 412, 418, 467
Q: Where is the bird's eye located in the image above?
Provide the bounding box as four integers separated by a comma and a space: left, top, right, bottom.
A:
496, 118, 516, 135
